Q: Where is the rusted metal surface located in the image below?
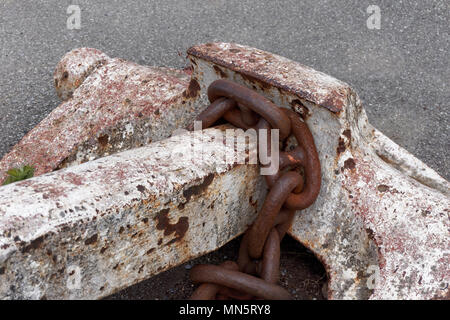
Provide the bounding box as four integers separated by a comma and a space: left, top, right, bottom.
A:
0, 43, 448, 300
188, 42, 449, 300
0, 48, 194, 185
0, 128, 265, 299
207, 79, 291, 139
187, 43, 350, 113
189, 80, 321, 300
190, 264, 292, 300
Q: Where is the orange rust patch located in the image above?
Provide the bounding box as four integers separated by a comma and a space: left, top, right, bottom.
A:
183, 174, 215, 202
183, 79, 201, 98
84, 234, 98, 245
98, 134, 109, 148
343, 158, 356, 170
154, 208, 189, 244
337, 137, 346, 154
343, 129, 351, 140
22, 236, 44, 253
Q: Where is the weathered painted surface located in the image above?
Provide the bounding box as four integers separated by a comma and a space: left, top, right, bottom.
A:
0, 43, 448, 300
187, 42, 350, 113
0, 48, 195, 184
0, 128, 264, 299
188, 42, 449, 300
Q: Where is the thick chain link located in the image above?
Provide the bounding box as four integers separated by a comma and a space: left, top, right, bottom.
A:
188, 79, 321, 300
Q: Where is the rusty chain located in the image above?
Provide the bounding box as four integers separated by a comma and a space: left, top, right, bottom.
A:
188, 79, 321, 300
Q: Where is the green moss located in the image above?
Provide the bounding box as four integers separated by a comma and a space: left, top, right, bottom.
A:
2, 165, 35, 185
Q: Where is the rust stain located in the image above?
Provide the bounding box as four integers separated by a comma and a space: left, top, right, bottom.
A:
249, 196, 258, 208
290, 99, 310, 119
213, 65, 227, 78
84, 234, 98, 245
321, 95, 344, 114
21, 236, 44, 253
136, 185, 146, 194
343, 158, 356, 170
183, 79, 201, 98
98, 134, 109, 148
377, 153, 395, 165
337, 137, 346, 154
183, 174, 215, 202
30, 182, 67, 200
343, 129, 351, 140
377, 185, 390, 192
154, 208, 189, 244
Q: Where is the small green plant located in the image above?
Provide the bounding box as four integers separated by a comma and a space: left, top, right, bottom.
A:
2, 165, 35, 185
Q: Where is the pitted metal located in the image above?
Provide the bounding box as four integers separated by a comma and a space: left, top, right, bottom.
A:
0, 43, 448, 300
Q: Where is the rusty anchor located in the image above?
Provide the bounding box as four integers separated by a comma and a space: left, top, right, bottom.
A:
0, 43, 448, 300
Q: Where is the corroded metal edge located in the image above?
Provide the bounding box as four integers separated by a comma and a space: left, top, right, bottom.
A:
187, 42, 350, 113
0, 128, 265, 299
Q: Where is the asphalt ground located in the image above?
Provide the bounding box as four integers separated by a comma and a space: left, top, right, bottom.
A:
0, 0, 448, 299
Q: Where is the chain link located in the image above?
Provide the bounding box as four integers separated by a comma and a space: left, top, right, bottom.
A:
188, 79, 321, 300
